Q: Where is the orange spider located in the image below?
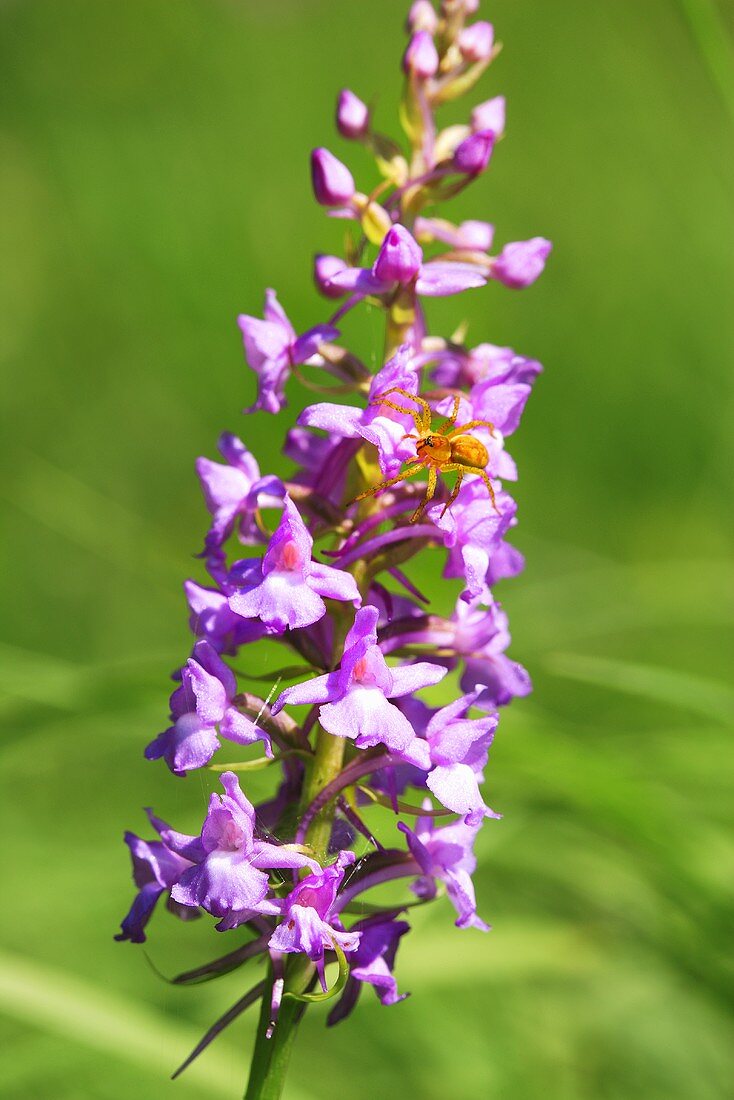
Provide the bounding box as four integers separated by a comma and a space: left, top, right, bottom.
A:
351, 387, 498, 523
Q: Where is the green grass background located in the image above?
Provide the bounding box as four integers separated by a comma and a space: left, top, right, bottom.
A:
1, 0, 733, 1097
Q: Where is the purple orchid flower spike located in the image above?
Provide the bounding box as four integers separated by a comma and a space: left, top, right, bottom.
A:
423, 690, 501, 824
269, 851, 361, 989
328, 224, 487, 302
327, 915, 410, 1025
399, 809, 490, 931
238, 289, 339, 414
299, 344, 421, 476
227, 495, 361, 633
119, 5, 550, 1083
196, 432, 285, 553
144, 640, 272, 775
116, 831, 193, 943
272, 605, 446, 767
161, 772, 320, 930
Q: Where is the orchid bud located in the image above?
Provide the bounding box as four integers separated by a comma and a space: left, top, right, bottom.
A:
453, 128, 495, 174
403, 31, 439, 78
458, 21, 494, 62
471, 95, 505, 138
492, 237, 553, 289
310, 147, 356, 206
372, 224, 423, 284
336, 89, 369, 140
314, 254, 349, 298
407, 1, 438, 35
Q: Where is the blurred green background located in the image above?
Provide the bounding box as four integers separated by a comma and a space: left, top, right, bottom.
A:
1, 0, 733, 1097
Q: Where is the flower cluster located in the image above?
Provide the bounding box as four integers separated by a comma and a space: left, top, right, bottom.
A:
118, 0, 549, 1085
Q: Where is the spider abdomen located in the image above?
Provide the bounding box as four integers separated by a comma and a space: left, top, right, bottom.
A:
449, 434, 489, 470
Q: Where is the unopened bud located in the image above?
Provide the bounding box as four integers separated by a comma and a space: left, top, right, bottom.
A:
310, 147, 356, 207
373, 224, 423, 284
471, 95, 505, 137
458, 21, 494, 62
407, 1, 438, 35
403, 31, 439, 78
453, 128, 495, 174
336, 89, 369, 140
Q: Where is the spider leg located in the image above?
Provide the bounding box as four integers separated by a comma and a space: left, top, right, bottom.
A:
376, 388, 433, 432
437, 394, 461, 435
349, 460, 423, 504
439, 468, 464, 518
447, 419, 496, 438
410, 466, 438, 524
471, 466, 498, 512
440, 463, 498, 513
369, 397, 424, 434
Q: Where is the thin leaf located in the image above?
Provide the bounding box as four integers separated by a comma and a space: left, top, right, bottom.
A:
171, 980, 266, 1080
170, 934, 270, 986
356, 784, 454, 817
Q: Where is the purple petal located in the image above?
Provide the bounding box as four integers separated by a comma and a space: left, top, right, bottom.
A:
219, 708, 272, 756
298, 403, 363, 438
415, 262, 487, 297
271, 671, 337, 713
250, 840, 320, 874
115, 881, 163, 943
329, 267, 392, 295
426, 763, 498, 822
292, 324, 340, 364
388, 661, 448, 698
263, 288, 295, 336
308, 562, 362, 605
320, 687, 418, 754
469, 380, 532, 435
145, 718, 221, 776
172, 853, 271, 918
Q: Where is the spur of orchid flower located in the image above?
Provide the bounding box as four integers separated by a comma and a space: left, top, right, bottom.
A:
117, 2, 550, 1097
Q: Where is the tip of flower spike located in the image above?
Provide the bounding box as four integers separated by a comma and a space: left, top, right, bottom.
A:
406, 0, 438, 36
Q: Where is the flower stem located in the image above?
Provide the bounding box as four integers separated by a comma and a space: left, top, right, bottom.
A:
300, 725, 347, 860
244, 956, 314, 1100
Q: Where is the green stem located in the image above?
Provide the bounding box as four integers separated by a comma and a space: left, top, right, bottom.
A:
300, 725, 347, 860
244, 957, 314, 1100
